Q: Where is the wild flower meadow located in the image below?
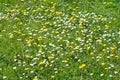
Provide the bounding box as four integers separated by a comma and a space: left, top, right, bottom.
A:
0, 0, 120, 80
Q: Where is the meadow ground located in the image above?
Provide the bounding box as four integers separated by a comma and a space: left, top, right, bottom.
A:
0, 0, 120, 80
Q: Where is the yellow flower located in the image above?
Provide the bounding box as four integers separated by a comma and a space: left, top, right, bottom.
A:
27, 39, 32, 44
40, 67, 44, 70
14, 17, 19, 21
33, 78, 38, 80
72, 1, 76, 4
110, 54, 114, 57
90, 52, 94, 56
87, 46, 91, 50
33, 42, 37, 45
56, 12, 62, 15
62, 60, 68, 63
55, 31, 59, 34
53, 3, 56, 6
9, 35, 14, 39
50, 9, 55, 13
17, 38, 22, 41
25, 54, 30, 58
115, 55, 119, 58
51, 75, 55, 78
102, 2, 107, 4
75, 46, 80, 49
102, 49, 106, 52
102, 44, 106, 47
69, 16, 74, 21
76, 30, 79, 33
80, 18, 85, 22
97, 26, 101, 28
110, 47, 115, 50
101, 62, 105, 66
79, 64, 86, 69
88, 38, 92, 41
2, 30, 6, 32
22, 34, 25, 36
39, 61, 44, 65
79, 24, 83, 29
105, 25, 110, 29
105, 68, 108, 70
96, 39, 102, 42
108, 2, 113, 5
38, 36, 42, 41
19, 22, 23, 25
48, 56, 53, 59
59, 37, 63, 41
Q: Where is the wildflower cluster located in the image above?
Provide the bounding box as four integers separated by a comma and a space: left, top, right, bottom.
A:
0, 0, 120, 80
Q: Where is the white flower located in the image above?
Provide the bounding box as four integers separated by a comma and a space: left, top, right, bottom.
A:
100, 74, 104, 76
109, 75, 112, 77
13, 67, 17, 69
3, 76, 7, 79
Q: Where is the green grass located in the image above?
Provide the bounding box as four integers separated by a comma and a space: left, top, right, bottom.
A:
0, 0, 120, 80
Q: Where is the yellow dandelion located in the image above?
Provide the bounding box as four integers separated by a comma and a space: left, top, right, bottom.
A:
19, 22, 23, 25
50, 9, 55, 13
76, 30, 79, 33
56, 11, 62, 15
39, 61, 44, 65
101, 62, 105, 66
40, 67, 44, 70
2, 30, 6, 32
17, 38, 22, 41
102, 49, 106, 52
62, 60, 68, 63
97, 26, 101, 28
33, 78, 38, 80
69, 16, 74, 21
59, 37, 63, 41
53, 3, 56, 6
33, 42, 37, 45
48, 56, 53, 59
79, 24, 83, 29
105, 67, 108, 70
25, 54, 30, 58
14, 17, 19, 21
105, 25, 110, 29
68, 46, 72, 48
110, 47, 115, 50
55, 31, 59, 34
79, 64, 86, 69
51, 75, 55, 78
21, 0, 24, 2
102, 2, 107, 4
9, 35, 14, 39
113, 18, 117, 20
102, 44, 106, 47
27, 39, 32, 44
38, 36, 42, 41
96, 39, 102, 42
88, 38, 92, 41
108, 2, 113, 5
115, 55, 119, 58
90, 52, 94, 56
110, 54, 114, 57
87, 46, 91, 50
75, 46, 80, 49
45, 22, 49, 25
